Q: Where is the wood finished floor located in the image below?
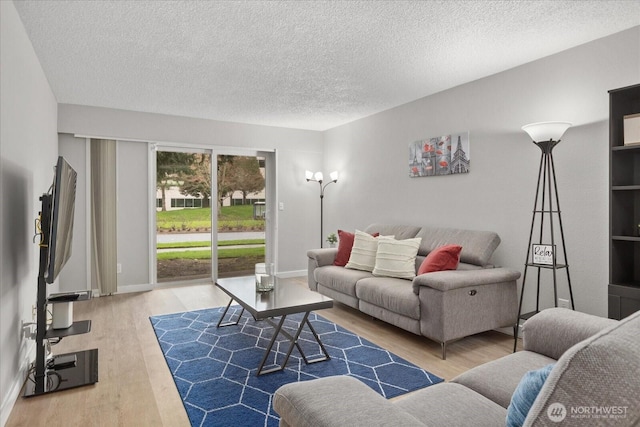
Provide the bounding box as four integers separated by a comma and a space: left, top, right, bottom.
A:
7, 277, 518, 426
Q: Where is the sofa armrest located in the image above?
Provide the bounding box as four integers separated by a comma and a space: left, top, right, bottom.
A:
307, 248, 338, 291
522, 308, 618, 360
273, 376, 424, 427
307, 248, 338, 268
412, 267, 521, 294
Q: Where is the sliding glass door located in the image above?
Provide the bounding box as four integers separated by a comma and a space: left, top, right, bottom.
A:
212, 149, 276, 279
151, 145, 276, 284
155, 148, 213, 283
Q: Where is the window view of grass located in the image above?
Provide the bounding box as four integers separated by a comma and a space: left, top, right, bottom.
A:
156, 205, 265, 282
157, 239, 265, 249
157, 247, 265, 260
156, 206, 265, 232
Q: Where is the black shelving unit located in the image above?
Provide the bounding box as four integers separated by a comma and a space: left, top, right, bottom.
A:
609, 84, 640, 320
24, 195, 98, 397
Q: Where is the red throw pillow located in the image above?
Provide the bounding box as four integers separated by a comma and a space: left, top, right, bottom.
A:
418, 244, 462, 274
333, 230, 379, 267
333, 230, 355, 266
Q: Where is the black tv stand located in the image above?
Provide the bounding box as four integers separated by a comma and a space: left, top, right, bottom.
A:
24, 349, 98, 396
24, 194, 98, 397
48, 292, 82, 302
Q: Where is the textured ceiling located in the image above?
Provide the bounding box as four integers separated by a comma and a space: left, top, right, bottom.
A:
13, 1, 640, 131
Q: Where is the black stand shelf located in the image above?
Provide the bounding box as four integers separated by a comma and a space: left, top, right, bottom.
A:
45, 320, 92, 339
24, 194, 98, 397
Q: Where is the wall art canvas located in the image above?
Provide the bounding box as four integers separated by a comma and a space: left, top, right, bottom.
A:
409, 132, 470, 177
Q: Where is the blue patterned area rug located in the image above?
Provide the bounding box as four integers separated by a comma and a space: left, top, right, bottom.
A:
150, 306, 443, 427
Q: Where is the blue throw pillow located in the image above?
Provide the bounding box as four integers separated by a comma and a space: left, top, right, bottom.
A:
506, 364, 555, 427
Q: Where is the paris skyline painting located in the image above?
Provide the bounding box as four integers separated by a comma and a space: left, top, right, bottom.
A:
409, 132, 470, 178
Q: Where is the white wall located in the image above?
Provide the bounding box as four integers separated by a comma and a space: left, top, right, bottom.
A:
0, 2, 58, 424
324, 27, 640, 318
59, 137, 151, 289
116, 140, 150, 286
57, 105, 325, 278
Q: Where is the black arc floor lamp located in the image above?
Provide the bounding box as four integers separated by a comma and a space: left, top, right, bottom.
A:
514, 121, 575, 352
306, 170, 338, 248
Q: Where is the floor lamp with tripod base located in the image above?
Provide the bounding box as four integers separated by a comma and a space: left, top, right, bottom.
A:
513, 121, 575, 352
305, 170, 339, 248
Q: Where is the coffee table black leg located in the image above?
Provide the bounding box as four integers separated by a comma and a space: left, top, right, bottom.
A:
257, 315, 287, 375
300, 317, 330, 364
278, 312, 311, 370
216, 298, 245, 328
256, 312, 331, 376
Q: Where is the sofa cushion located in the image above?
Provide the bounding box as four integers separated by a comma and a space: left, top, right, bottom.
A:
417, 244, 461, 275
415, 226, 500, 266
524, 310, 640, 426
359, 301, 421, 335
333, 230, 380, 267
395, 383, 507, 427
451, 350, 556, 409
274, 376, 426, 427
356, 277, 420, 320
506, 364, 554, 427
372, 236, 422, 279
314, 265, 372, 298
345, 230, 382, 272
522, 308, 617, 360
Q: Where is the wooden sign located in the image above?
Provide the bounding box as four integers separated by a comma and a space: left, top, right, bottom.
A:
532, 244, 555, 265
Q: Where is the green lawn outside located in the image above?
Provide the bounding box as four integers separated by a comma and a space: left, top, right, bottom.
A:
156, 206, 265, 261
157, 246, 265, 260
157, 205, 253, 221
156, 206, 265, 231
157, 239, 265, 249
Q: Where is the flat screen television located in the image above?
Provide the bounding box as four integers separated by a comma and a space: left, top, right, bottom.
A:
45, 156, 77, 284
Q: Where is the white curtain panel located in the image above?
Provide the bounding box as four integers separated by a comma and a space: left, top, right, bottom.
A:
91, 139, 117, 295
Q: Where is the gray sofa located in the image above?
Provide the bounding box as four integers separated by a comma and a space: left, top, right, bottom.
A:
307, 223, 521, 358
274, 308, 640, 426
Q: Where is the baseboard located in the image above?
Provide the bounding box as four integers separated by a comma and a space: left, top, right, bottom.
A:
109, 271, 306, 296
494, 324, 523, 339
115, 283, 157, 294
95, 281, 180, 295
1, 339, 34, 427
495, 325, 517, 337
276, 270, 306, 279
